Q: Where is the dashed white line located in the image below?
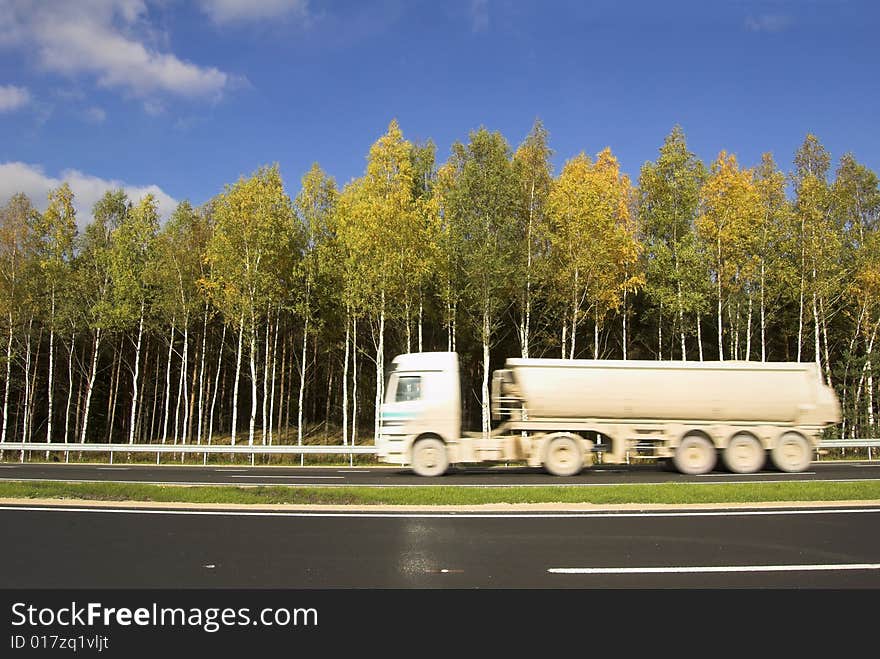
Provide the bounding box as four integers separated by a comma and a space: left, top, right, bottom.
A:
548, 563, 880, 574
230, 475, 345, 480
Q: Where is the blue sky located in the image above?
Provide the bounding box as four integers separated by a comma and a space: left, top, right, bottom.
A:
1, 0, 878, 226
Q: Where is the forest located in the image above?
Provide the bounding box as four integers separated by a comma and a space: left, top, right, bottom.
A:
1, 119, 878, 455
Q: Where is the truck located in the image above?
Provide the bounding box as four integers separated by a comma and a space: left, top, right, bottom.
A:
375, 352, 841, 477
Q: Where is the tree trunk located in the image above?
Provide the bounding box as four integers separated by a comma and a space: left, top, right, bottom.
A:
760, 260, 767, 362
276, 326, 286, 440
481, 306, 491, 438
21, 317, 33, 449
677, 279, 686, 361
180, 321, 190, 443
717, 256, 724, 361
298, 312, 309, 459
269, 312, 279, 444
248, 313, 258, 455
2, 317, 12, 445
46, 290, 56, 453
696, 313, 704, 361
262, 310, 271, 446
79, 327, 102, 444
352, 314, 358, 444
64, 332, 75, 444
128, 304, 145, 444
231, 314, 244, 446
208, 323, 227, 446
373, 290, 385, 443
342, 306, 350, 446
746, 293, 753, 362
197, 304, 208, 444
162, 322, 174, 445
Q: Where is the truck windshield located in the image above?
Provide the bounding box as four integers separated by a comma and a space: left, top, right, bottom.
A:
395, 375, 422, 402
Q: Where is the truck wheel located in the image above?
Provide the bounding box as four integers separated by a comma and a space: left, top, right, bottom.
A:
544, 434, 584, 477
673, 434, 717, 475
771, 432, 812, 472
722, 433, 766, 474
411, 438, 449, 477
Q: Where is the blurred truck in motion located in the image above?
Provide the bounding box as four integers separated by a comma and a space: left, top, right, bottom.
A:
375, 352, 841, 477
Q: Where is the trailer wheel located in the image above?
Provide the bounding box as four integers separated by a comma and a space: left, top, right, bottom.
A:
411, 437, 449, 477
722, 433, 766, 474
673, 434, 717, 475
771, 432, 812, 473
544, 434, 584, 477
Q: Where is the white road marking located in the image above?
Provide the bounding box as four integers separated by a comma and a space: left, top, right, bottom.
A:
215, 469, 249, 472
548, 563, 880, 574
229, 475, 344, 480
0, 505, 878, 519
97, 467, 130, 470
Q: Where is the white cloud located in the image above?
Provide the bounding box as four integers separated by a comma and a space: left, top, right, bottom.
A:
0, 84, 30, 112
0, 1, 230, 102
199, 0, 310, 24
0, 161, 178, 229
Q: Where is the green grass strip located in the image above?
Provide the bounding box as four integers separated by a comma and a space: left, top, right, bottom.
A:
1, 479, 880, 506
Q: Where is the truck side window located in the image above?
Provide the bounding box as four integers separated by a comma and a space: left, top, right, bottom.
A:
395, 375, 422, 402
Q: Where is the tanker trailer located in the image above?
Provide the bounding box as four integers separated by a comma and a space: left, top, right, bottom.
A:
375, 352, 841, 477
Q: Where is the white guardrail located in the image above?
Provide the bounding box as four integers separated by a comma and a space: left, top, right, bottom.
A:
0, 439, 877, 462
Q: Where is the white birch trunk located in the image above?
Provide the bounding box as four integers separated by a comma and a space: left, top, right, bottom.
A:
231, 314, 244, 446
373, 290, 385, 443
269, 313, 278, 444
79, 327, 102, 444
46, 291, 55, 453
352, 314, 358, 444
298, 313, 309, 464
64, 332, 75, 444
207, 323, 227, 446
262, 312, 270, 446
162, 322, 174, 445
342, 306, 350, 446
180, 322, 189, 443
1, 318, 11, 445
248, 315, 257, 464
127, 304, 144, 444
481, 307, 490, 438
197, 304, 208, 444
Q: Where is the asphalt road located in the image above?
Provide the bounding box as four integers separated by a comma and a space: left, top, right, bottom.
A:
1, 460, 879, 486
1, 504, 878, 588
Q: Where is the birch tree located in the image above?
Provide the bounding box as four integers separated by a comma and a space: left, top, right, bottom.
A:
443, 128, 518, 436
32, 184, 77, 448
109, 194, 159, 443
639, 126, 708, 360
77, 190, 128, 443
696, 151, 761, 361
205, 165, 296, 449
512, 119, 552, 357
294, 164, 336, 448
